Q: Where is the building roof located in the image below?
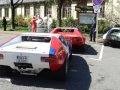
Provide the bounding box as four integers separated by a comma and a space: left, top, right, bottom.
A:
0, 0, 45, 5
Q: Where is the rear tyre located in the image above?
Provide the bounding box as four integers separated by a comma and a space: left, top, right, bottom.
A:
54, 59, 68, 81
0, 66, 12, 76
79, 44, 85, 52
104, 40, 109, 46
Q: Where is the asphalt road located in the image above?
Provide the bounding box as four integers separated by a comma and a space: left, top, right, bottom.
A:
0, 31, 120, 90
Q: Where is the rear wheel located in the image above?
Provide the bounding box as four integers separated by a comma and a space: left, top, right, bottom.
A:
54, 58, 68, 81
0, 66, 12, 76
104, 40, 109, 46
79, 44, 85, 52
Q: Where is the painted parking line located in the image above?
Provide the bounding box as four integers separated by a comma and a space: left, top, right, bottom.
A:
0, 78, 11, 82
72, 44, 104, 61
90, 45, 104, 61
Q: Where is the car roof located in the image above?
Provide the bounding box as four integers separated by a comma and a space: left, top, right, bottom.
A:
21, 33, 60, 38
111, 27, 120, 30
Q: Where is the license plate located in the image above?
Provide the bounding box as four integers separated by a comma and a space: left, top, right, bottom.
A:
16, 55, 27, 63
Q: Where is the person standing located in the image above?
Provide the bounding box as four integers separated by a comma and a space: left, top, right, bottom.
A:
46, 14, 52, 32
36, 15, 43, 32
30, 16, 36, 32
89, 17, 96, 42
2, 17, 7, 31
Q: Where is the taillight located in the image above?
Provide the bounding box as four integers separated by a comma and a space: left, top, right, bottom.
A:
41, 56, 56, 62
0, 54, 3, 60
74, 37, 82, 42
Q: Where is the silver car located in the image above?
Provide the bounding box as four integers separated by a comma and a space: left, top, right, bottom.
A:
103, 27, 120, 47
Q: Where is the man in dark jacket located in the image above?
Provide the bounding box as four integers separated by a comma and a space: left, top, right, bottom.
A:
89, 17, 96, 42
2, 17, 7, 31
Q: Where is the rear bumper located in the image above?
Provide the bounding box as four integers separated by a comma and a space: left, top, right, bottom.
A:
72, 43, 85, 47
0, 59, 50, 74
110, 40, 120, 46
105, 39, 120, 46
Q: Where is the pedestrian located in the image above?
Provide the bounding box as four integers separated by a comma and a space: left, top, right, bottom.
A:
89, 17, 96, 42
2, 16, 7, 31
46, 14, 52, 32
36, 15, 43, 32
30, 16, 36, 32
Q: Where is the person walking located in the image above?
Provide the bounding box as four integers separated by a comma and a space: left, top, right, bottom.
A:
30, 16, 36, 32
89, 17, 96, 42
2, 17, 7, 31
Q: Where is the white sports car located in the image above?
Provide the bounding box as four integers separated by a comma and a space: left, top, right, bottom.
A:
0, 33, 72, 80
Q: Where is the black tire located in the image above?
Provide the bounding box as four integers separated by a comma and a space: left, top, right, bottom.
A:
54, 59, 68, 81
104, 40, 109, 46
79, 44, 85, 52
0, 66, 12, 76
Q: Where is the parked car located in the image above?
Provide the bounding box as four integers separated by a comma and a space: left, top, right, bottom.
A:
0, 33, 72, 80
103, 27, 120, 47
50, 27, 86, 52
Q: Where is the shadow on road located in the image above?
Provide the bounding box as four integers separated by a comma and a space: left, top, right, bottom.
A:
66, 55, 91, 90
73, 44, 98, 55
0, 55, 91, 90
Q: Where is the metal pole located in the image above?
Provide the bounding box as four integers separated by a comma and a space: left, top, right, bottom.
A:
96, 13, 98, 44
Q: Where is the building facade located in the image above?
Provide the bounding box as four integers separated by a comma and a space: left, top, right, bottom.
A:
0, 0, 107, 23
0, 0, 77, 20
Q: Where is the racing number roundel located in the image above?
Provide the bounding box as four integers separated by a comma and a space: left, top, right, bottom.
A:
92, 0, 104, 5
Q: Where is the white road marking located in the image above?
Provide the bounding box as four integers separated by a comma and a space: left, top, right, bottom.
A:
4, 78, 11, 82
90, 45, 104, 61
0, 78, 11, 82
73, 45, 104, 61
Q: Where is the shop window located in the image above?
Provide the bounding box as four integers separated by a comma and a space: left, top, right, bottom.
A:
45, 5, 52, 16
5, 8, 9, 17
34, 4, 40, 16
24, 4, 30, 17
0, 8, 2, 17
62, 4, 71, 18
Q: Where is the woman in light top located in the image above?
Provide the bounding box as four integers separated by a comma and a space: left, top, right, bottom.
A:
36, 15, 43, 32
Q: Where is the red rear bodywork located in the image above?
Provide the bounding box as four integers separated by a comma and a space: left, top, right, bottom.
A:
49, 36, 68, 72
51, 27, 86, 47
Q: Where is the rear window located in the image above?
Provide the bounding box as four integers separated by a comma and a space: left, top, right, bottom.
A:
57, 29, 74, 32
22, 36, 51, 42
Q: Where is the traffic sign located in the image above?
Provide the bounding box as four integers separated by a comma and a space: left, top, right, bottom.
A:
93, 5, 102, 9
92, 0, 104, 5
94, 8, 100, 13
93, 5, 101, 13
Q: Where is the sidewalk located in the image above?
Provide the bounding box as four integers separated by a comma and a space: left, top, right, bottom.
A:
0, 30, 22, 35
